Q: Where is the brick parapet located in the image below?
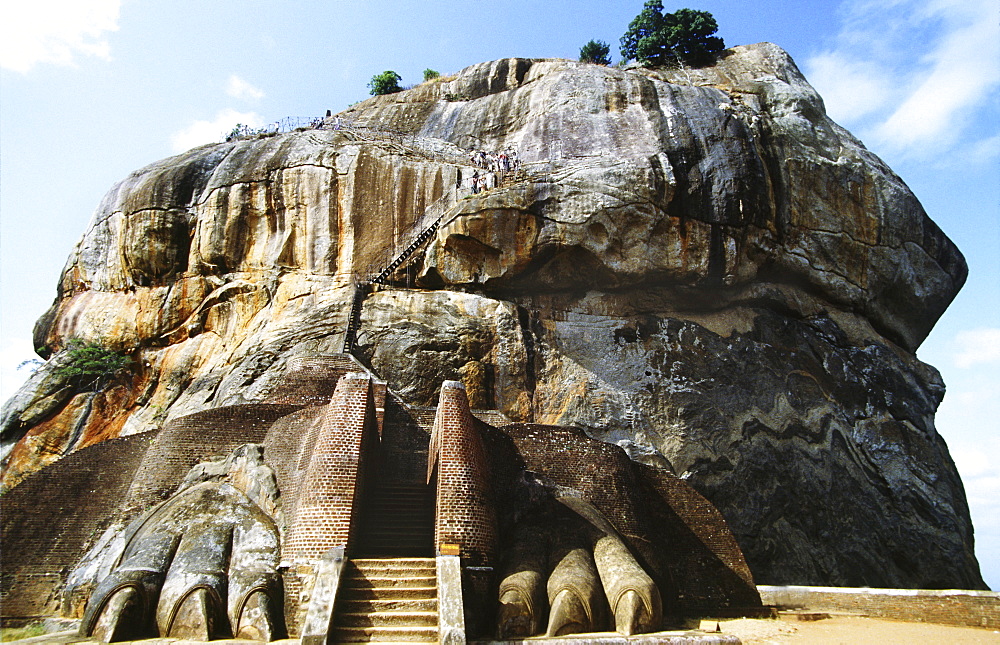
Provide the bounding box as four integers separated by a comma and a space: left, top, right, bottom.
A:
479, 423, 761, 615
282, 372, 379, 563
759, 585, 1000, 629
118, 403, 301, 519
263, 354, 379, 409
429, 381, 497, 566
0, 432, 156, 620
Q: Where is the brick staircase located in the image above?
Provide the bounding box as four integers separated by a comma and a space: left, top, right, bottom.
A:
330, 558, 439, 642
354, 479, 435, 557
354, 398, 435, 559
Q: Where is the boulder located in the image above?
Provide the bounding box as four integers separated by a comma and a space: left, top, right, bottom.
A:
1, 43, 981, 588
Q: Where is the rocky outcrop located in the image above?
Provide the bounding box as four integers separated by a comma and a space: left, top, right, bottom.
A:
1, 43, 981, 588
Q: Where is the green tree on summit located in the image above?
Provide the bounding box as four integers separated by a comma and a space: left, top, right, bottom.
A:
368, 70, 403, 95
579, 39, 612, 65
620, 3, 724, 67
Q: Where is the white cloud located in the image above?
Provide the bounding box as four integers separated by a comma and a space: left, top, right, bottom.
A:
0, 0, 121, 73
170, 109, 265, 153
933, 358, 1000, 587
807, 52, 892, 123
226, 75, 265, 101
805, 0, 999, 157
952, 328, 1000, 368
875, 2, 1000, 149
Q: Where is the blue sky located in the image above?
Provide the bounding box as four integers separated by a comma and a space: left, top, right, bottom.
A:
1, 0, 997, 589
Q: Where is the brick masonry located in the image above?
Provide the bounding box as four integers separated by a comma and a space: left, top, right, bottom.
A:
429, 381, 497, 566
117, 402, 303, 519
282, 372, 379, 563
479, 422, 762, 616
0, 431, 156, 619
758, 585, 1000, 629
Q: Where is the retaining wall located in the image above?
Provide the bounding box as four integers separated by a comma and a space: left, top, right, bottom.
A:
759, 585, 1000, 629
0, 432, 156, 620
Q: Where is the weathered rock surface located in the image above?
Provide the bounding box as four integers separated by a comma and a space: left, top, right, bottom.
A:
1, 43, 982, 588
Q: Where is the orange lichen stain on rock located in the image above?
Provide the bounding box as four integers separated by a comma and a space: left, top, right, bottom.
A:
76, 380, 143, 450
1, 393, 92, 491
1, 374, 145, 491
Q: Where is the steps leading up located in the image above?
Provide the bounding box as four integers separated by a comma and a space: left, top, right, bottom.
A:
354, 480, 434, 558
331, 558, 438, 643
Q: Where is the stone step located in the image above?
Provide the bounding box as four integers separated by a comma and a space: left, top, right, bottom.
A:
346, 569, 436, 581
356, 537, 434, 548
360, 524, 433, 533
345, 572, 437, 587
338, 585, 437, 601
338, 598, 438, 613
350, 558, 435, 568
359, 518, 433, 527
368, 496, 430, 504
363, 503, 433, 512
356, 543, 434, 555
367, 489, 430, 497
351, 546, 435, 558
338, 610, 438, 628
359, 521, 432, 528
328, 625, 438, 642
363, 512, 431, 519
361, 513, 432, 522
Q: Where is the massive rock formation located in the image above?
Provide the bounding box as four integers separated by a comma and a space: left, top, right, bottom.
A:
1, 43, 983, 589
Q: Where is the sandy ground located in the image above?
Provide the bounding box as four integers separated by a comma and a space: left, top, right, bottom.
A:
4, 615, 1000, 643
719, 614, 1000, 644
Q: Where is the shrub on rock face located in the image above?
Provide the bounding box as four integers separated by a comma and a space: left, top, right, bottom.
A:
368, 70, 403, 95
55, 339, 132, 391
621, 3, 724, 67
423, 68, 441, 82
580, 39, 612, 65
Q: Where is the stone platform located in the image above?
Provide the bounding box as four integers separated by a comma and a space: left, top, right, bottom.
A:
6, 633, 739, 645
477, 632, 741, 645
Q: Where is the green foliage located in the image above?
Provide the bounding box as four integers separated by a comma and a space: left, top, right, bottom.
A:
55, 339, 132, 391
423, 68, 440, 82
580, 39, 612, 65
0, 623, 48, 639
368, 70, 403, 96
620, 3, 724, 67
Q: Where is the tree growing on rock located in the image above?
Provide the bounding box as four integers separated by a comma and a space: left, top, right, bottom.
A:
54, 339, 132, 391
423, 68, 440, 82
579, 39, 612, 65
620, 3, 724, 67
368, 70, 403, 95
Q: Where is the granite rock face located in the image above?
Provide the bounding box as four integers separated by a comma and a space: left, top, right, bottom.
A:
1, 43, 981, 588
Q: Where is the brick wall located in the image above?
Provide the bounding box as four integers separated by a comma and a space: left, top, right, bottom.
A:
262, 406, 326, 534
263, 355, 386, 437
1, 432, 155, 620
636, 463, 761, 613
263, 355, 360, 406
759, 585, 1000, 629
479, 422, 761, 616
118, 403, 302, 519
429, 381, 497, 566
282, 373, 379, 562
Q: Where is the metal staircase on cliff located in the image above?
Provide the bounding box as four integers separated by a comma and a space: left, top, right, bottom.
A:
341, 152, 542, 355
341, 212, 446, 354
